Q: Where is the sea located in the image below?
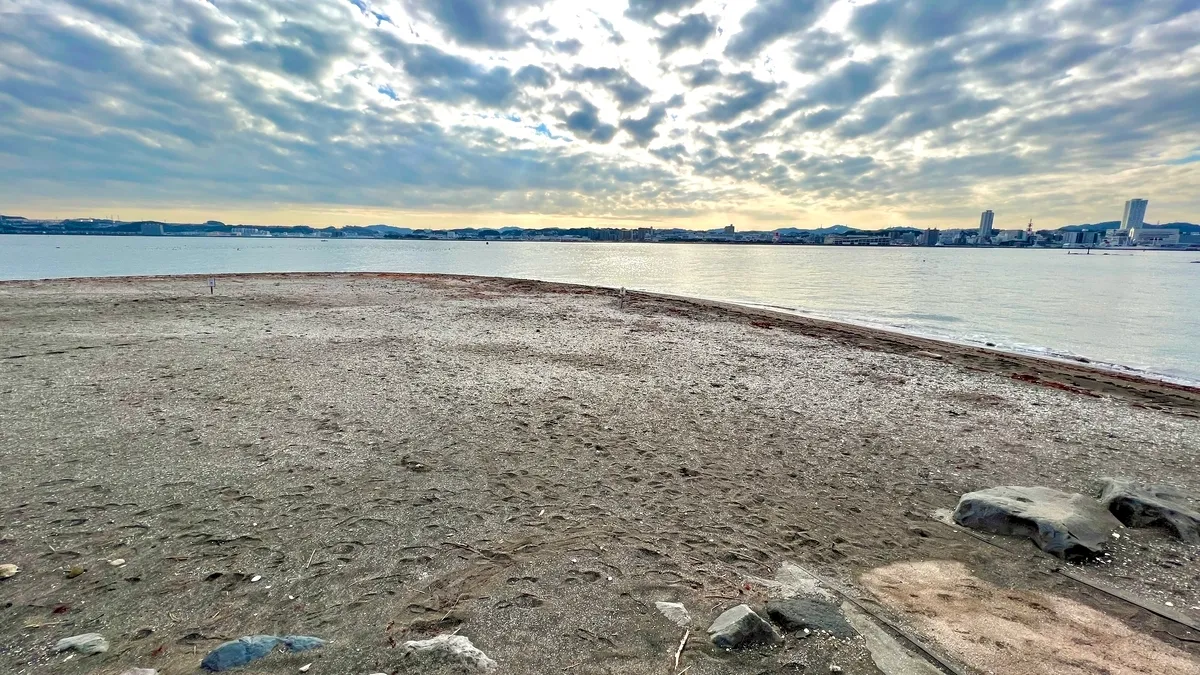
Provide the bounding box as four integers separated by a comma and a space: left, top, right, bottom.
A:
2, 234, 1199, 384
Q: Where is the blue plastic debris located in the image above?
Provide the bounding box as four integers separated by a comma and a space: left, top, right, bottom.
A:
200, 634, 325, 672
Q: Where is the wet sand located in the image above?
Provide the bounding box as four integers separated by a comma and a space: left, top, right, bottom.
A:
1, 273, 1198, 674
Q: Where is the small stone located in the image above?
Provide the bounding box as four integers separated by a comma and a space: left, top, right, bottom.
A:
0, 563, 18, 579
1166, 602, 1175, 607
120, 669, 157, 675
707, 604, 782, 650
400, 634, 497, 673
110, 558, 127, 567
830, 666, 843, 673
299, 664, 312, 672
250, 575, 262, 583
655, 601, 691, 628
64, 565, 86, 579
54, 633, 109, 655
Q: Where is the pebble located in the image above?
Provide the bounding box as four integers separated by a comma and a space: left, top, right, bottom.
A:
54, 633, 109, 656
299, 664, 312, 672
250, 575, 262, 583
120, 669, 158, 675
110, 558, 127, 567
64, 565, 86, 579
655, 601, 692, 628
0, 563, 18, 579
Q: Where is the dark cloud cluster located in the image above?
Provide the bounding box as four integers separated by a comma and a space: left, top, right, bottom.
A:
656, 13, 717, 55
563, 66, 652, 109
725, 0, 831, 60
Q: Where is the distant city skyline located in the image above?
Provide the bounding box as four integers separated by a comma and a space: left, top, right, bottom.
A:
1, 1, 1197, 229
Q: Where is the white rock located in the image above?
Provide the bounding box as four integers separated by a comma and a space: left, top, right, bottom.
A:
120, 669, 158, 675
250, 575, 262, 583
54, 633, 109, 655
655, 601, 691, 628
299, 664, 312, 672
0, 563, 18, 579
110, 558, 127, 567
400, 634, 496, 673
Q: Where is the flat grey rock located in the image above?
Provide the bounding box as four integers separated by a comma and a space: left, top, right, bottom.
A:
1099, 478, 1200, 544
655, 601, 691, 628
707, 604, 781, 649
400, 634, 497, 673
53, 633, 109, 656
953, 486, 1121, 560
765, 597, 857, 638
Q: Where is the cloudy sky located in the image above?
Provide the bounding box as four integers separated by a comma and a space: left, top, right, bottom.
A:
0, 0, 1197, 230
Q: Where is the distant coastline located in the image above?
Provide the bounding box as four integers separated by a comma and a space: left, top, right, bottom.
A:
3, 215, 1199, 250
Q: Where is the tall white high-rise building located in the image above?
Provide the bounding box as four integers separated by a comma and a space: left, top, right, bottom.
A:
978, 210, 995, 240
1122, 198, 1148, 232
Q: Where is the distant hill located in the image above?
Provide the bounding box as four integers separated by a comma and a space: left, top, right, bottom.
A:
774, 225, 852, 236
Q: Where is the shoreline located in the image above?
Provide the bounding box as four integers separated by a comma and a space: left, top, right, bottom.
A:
4, 271, 1198, 413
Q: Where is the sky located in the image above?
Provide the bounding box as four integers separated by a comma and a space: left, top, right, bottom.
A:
0, 0, 1197, 230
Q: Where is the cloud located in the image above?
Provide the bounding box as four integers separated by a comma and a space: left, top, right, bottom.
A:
514, 64, 553, 88
698, 72, 778, 122
554, 38, 583, 55
560, 96, 618, 143
849, 0, 1033, 45
625, 0, 703, 24
650, 143, 689, 163
678, 60, 723, 87
620, 104, 669, 145
656, 13, 717, 55
595, 15, 626, 44
382, 38, 520, 108
404, 0, 543, 49
725, 0, 831, 60
563, 66, 652, 109
804, 56, 892, 107
793, 29, 850, 71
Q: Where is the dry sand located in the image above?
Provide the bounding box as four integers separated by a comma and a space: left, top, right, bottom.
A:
1, 273, 1198, 674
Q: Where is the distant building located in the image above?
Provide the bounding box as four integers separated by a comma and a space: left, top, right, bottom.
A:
1131, 228, 1180, 247
1121, 198, 1148, 233
978, 210, 995, 241
1105, 228, 1130, 247
825, 234, 891, 245
994, 229, 1027, 244
140, 222, 164, 236
1061, 231, 1101, 247
723, 224, 735, 234
923, 229, 940, 246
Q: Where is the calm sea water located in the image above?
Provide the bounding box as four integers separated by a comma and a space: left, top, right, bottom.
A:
3, 234, 1199, 383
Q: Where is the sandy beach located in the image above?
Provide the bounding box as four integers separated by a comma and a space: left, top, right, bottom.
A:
1, 273, 1198, 674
